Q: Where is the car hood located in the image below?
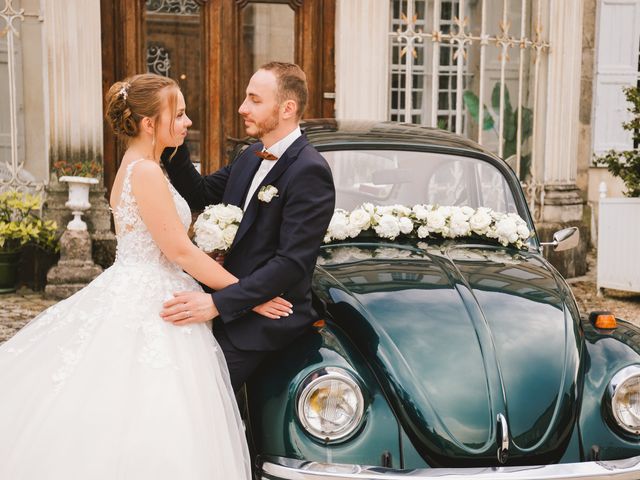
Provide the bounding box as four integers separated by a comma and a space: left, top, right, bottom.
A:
314, 242, 583, 466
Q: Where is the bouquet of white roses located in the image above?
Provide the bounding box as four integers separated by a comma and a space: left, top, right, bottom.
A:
193, 204, 243, 253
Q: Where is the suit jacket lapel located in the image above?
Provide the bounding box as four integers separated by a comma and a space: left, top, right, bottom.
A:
229, 135, 309, 251
224, 144, 262, 207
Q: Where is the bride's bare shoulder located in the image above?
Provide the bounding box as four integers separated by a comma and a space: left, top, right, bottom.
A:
130, 160, 169, 196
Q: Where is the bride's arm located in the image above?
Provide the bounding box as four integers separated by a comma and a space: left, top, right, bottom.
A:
131, 160, 291, 322
131, 160, 238, 291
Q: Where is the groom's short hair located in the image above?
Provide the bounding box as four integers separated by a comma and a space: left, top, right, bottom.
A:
260, 62, 308, 120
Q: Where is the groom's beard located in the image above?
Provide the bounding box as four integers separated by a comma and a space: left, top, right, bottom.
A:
245, 107, 279, 140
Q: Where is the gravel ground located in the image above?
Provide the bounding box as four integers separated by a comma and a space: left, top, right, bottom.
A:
1, 251, 639, 344
0, 288, 56, 344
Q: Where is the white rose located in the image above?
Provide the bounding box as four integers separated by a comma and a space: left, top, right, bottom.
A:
347, 224, 362, 238
438, 206, 454, 217
258, 185, 278, 203
194, 224, 225, 252
349, 208, 372, 231
374, 214, 401, 240
328, 210, 351, 240
426, 209, 446, 233
398, 216, 414, 235
209, 204, 237, 226
222, 224, 239, 247
460, 206, 475, 219
469, 209, 492, 235
449, 211, 471, 237
494, 217, 519, 246
376, 205, 395, 216
361, 203, 376, 215
393, 205, 412, 217
516, 223, 530, 240
491, 210, 505, 221
412, 204, 429, 221
417, 225, 430, 238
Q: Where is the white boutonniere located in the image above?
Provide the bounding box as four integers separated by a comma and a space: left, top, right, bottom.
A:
258, 185, 279, 203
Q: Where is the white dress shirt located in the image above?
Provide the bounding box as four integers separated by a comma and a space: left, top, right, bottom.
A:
242, 126, 302, 210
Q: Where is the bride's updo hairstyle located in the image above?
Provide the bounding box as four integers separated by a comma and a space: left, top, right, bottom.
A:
105, 73, 179, 141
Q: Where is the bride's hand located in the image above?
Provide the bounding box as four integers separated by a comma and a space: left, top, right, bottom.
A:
253, 297, 293, 319
161, 291, 218, 325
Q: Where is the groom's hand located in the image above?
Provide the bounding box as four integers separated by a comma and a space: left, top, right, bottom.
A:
160, 291, 218, 325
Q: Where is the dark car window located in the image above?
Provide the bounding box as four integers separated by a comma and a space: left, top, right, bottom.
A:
323, 149, 518, 214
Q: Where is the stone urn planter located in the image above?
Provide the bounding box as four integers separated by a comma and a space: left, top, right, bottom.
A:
45, 176, 102, 299
59, 176, 99, 230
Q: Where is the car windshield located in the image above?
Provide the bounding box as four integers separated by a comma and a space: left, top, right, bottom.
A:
322, 149, 519, 215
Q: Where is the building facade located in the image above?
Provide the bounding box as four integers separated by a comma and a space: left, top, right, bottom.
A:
1, 0, 639, 276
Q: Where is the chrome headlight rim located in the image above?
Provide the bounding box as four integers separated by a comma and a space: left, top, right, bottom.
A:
296, 367, 365, 443
608, 365, 640, 435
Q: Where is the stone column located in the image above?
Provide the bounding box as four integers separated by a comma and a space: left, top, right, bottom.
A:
536, 0, 588, 277
335, 0, 390, 120
43, 0, 115, 272
43, 0, 112, 297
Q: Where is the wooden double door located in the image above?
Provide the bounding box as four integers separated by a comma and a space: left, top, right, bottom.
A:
101, 0, 335, 191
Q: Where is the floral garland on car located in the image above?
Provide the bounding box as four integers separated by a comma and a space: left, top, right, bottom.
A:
323, 203, 531, 249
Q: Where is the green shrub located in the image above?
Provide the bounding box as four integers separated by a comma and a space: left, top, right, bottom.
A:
0, 190, 59, 253
594, 86, 640, 197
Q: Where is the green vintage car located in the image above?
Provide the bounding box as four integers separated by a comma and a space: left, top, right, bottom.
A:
245, 121, 640, 479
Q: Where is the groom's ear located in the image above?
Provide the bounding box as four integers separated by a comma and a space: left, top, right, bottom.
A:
281, 99, 298, 120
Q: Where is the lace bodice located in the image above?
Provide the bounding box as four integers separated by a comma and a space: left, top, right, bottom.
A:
112, 159, 192, 268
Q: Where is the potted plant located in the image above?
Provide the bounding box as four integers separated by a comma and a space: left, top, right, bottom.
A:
52, 158, 103, 180
52, 159, 102, 231
593, 85, 640, 294
0, 190, 59, 293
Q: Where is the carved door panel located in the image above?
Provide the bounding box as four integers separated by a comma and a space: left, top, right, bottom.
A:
101, 0, 335, 190
145, 2, 203, 166
206, 0, 336, 172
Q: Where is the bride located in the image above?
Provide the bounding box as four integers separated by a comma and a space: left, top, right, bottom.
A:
0, 73, 291, 479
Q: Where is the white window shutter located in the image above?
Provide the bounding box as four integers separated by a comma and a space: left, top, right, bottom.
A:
593, 0, 640, 155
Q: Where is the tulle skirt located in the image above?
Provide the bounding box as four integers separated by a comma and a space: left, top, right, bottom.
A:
0, 262, 251, 480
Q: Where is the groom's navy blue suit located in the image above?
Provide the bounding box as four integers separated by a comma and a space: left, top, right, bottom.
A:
162, 134, 335, 389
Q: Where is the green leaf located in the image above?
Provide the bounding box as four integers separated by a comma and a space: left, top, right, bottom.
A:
491, 83, 516, 142
463, 90, 494, 131
517, 106, 534, 139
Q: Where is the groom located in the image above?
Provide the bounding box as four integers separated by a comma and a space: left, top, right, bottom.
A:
160, 62, 335, 391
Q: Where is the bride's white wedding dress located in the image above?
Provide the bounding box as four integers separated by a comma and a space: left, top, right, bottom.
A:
0, 160, 251, 479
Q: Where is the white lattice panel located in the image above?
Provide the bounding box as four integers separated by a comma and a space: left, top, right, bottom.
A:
597, 198, 640, 293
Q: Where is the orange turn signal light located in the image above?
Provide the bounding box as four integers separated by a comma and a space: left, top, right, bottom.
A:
590, 311, 617, 329
313, 319, 326, 328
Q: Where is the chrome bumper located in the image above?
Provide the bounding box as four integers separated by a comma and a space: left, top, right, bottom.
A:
259, 455, 640, 480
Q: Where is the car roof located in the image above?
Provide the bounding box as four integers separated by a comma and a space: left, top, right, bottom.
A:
301, 119, 499, 160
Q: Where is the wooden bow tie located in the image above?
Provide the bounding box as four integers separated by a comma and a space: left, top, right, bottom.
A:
256, 150, 278, 161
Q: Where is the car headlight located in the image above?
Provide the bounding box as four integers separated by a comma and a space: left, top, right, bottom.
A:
296, 367, 365, 442
608, 365, 640, 434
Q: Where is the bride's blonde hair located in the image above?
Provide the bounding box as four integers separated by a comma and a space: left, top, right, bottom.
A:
105, 73, 179, 143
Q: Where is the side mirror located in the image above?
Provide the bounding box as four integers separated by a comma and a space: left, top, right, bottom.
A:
540, 227, 580, 252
